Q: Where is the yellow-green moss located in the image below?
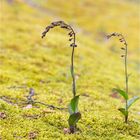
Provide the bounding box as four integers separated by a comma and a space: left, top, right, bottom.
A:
0, 0, 140, 139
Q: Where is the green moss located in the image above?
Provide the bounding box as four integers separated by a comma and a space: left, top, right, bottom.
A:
0, 0, 139, 139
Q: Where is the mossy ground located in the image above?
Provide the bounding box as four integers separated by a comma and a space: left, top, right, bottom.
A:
0, 0, 140, 139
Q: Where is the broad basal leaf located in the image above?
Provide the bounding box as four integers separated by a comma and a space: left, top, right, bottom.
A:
114, 89, 128, 100
68, 112, 81, 126
127, 96, 140, 109
118, 108, 128, 116
68, 95, 79, 115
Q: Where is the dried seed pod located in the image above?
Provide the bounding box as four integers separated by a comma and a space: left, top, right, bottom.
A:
68, 31, 73, 36
49, 25, 54, 28
121, 47, 125, 50
70, 43, 74, 47
61, 25, 69, 29
70, 43, 77, 47
59, 21, 64, 24
124, 42, 127, 46
51, 22, 58, 26
112, 32, 116, 36
69, 38, 73, 41
45, 27, 50, 32
119, 39, 123, 42
42, 31, 47, 38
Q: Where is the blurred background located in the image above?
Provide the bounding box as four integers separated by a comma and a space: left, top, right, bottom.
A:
0, 0, 140, 139
0, 0, 139, 92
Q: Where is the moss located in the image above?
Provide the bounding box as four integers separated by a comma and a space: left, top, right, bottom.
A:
0, 0, 139, 139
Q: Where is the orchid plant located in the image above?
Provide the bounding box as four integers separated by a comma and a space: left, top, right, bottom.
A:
107, 33, 139, 123
42, 21, 81, 133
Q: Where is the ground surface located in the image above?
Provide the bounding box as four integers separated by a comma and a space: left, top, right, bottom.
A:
0, 0, 140, 139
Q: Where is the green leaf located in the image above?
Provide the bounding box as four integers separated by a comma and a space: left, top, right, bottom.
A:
127, 96, 140, 109
114, 89, 128, 100
68, 112, 81, 126
118, 108, 128, 116
68, 95, 79, 115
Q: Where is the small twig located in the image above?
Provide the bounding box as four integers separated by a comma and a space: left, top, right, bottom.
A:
0, 96, 15, 105
33, 101, 67, 110
7, 86, 27, 89
0, 95, 67, 111
26, 88, 67, 110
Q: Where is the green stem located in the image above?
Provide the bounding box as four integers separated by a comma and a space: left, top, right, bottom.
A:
69, 26, 77, 133
69, 26, 76, 97
124, 40, 128, 123
71, 46, 76, 97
